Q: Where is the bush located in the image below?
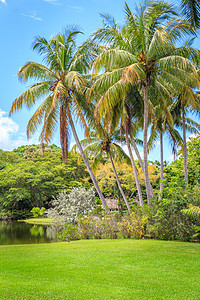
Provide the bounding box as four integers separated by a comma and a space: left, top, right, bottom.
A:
146, 194, 197, 242
31, 207, 46, 218
59, 223, 80, 242
47, 187, 96, 223
118, 212, 148, 239
60, 212, 148, 241
77, 214, 118, 239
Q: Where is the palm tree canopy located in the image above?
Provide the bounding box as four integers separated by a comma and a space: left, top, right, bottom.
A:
10, 27, 96, 146
89, 1, 199, 117
181, 0, 200, 28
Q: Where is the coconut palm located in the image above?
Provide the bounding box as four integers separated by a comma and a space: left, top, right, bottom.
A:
171, 94, 200, 185
73, 122, 132, 210
90, 1, 199, 204
10, 28, 108, 211
105, 99, 144, 206
148, 97, 183, 198
181, 0, 200, 28
123, 85, 155, 198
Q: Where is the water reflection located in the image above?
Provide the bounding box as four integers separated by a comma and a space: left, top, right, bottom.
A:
0, 221, 61, 245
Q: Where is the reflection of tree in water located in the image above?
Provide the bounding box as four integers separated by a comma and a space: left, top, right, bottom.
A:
0, 221, 61, 244
0, 221, 35, 244
30, 225, 44, 237
46, 225, 62, 240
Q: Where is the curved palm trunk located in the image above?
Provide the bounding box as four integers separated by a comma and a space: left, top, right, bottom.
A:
129, 131, 154, 198
67, 106, 109, 212
181, 103, 188, 186
125, 126, 143, 207
159, 131, 163, 200
108, 151, 131, 211
60, 106, 68, 164
143, 83, 151, 205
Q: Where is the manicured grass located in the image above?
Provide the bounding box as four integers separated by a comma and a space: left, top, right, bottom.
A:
22, 218, 56, 225
0, 239, 199, 299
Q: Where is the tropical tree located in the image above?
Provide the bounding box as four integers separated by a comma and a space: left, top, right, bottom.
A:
10, 28, 108, 211
171, 94, 200, 186
90, 1, 199, 204
148, 98, 182, 198
123, 86, 155, 198
181, 0, 200, 28
73, 118, 133, 210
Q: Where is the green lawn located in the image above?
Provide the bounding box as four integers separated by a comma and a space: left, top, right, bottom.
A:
0, 239, 199, 299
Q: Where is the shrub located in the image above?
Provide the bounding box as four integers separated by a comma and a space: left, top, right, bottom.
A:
47, 187, 96, 223
31, 207, 45, 218
59, 223, 80, 242
76, 212, 147, 240
77, 214, 118, 239
146, 196, 196, 242
118, 212, 148, 239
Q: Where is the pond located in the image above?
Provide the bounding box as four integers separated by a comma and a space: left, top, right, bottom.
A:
0, 221, 61, 245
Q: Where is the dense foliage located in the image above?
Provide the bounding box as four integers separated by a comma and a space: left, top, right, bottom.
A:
59, 137, 200, 242
0, 145, 90, 219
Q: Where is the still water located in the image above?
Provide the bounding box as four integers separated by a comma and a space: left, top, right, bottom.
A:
0, 221, 61, 245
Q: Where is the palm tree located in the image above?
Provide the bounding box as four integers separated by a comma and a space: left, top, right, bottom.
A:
124, 122, 144, 207
181, 0, 200, 28
105, 100, 144, 206
90, 1, 199, 204
10, 28, 108, 211
171, 94, 200, 186
73, 122, 132, 210
123, 86, 155, 198
148, 97, 183, 198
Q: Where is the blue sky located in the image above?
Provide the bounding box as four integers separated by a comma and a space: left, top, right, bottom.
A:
0, 0, 199, 162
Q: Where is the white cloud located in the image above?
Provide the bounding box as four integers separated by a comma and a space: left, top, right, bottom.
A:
0, 0, 6, 4
0, 110, 38, 151
21, 12, 43, 21
43, 0, 61, 5
0, 110, 19, 150
187, 132, 199, 142
68, 5, 83, 11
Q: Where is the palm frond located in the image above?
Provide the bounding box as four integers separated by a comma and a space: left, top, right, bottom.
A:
94, 80, 127, 118
181, 0, 200, 28
27, 95, 53, 138
39, 104, 59, 144
64, 71, 85, 91
17, 62, 57, 82
10, 81, 51, 115
111, 142, 131, 164
122, 63, 145, 84
92, 49, 137, 73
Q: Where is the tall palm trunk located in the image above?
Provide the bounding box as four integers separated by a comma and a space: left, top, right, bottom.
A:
67, 106, 109, 212
159, 131, 164, 200
143, 82, 151, 205
129, 131, 154, 198
60, 106, 68, 164
108, 151, 131, 211
181, 102, 188, 186
125, 126, 143, 206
